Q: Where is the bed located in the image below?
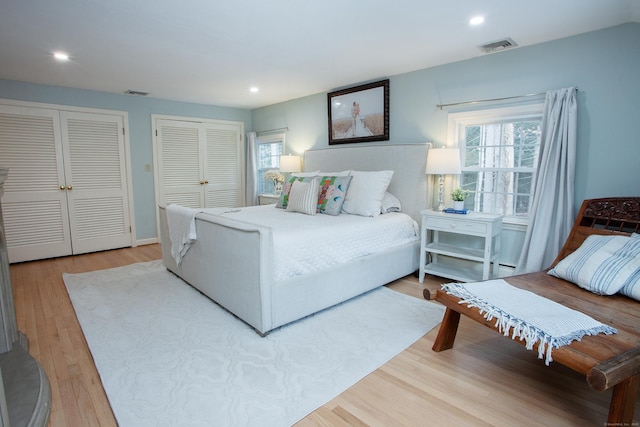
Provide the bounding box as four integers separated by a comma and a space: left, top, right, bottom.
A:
430, 197, 640, 425
158, 143, 430, 335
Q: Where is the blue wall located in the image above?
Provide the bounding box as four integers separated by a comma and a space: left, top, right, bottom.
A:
0, 81, 252, 241
1, 23, 638, 245
253, 23, 640, 211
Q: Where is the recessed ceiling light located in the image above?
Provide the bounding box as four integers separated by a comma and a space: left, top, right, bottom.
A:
470, 16, 484, 25
250, 87, 259, 93
53, 52, 70, 61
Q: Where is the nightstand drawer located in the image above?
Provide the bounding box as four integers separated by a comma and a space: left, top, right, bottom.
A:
258, 194, 280, 205
427, 217, 487, 234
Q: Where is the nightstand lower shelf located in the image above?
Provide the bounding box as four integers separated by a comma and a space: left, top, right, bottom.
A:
423, 262, 497, 283
424, 242, 499, 263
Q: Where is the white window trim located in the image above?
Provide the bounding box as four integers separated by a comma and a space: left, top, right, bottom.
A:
257, 132, 286, 148
257, 132, 286, 194
447, 103, 544, 226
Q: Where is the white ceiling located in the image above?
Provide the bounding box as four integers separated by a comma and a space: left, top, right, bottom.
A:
1, 0, 638, 110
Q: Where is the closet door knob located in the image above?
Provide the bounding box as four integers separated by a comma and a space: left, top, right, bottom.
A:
200, 180, 205, 185
60, 185, 65, 190
67, 185, 73, 190
204, 180, 209, 184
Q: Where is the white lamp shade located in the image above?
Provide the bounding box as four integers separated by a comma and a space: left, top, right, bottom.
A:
279, 155, 301, 173
425, 148, 461, 175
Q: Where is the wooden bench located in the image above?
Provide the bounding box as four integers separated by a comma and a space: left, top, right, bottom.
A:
429, 197, 640, 425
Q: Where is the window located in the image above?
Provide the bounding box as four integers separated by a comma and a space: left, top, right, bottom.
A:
449, 104, 543, 219
257, 133, 284, 194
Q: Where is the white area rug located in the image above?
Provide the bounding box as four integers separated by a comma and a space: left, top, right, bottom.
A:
63, 260, 444, 427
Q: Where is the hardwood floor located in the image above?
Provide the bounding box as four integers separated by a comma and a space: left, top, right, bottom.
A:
10, 245, 162, 427
9, 245, 639, 426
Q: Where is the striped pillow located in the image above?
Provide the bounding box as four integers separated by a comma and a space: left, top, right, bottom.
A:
276, 176, 314, 209
548, 233, 640, 297
286, 178, 319, 215
619, 234, 640, 300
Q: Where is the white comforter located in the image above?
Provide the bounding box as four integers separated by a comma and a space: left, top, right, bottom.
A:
196, 205, 419, 281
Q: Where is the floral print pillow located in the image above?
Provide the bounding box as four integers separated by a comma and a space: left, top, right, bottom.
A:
317, 176, 353, 215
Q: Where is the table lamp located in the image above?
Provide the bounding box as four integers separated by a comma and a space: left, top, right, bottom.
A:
425, 148, 461, 211
279, 154, 302, 174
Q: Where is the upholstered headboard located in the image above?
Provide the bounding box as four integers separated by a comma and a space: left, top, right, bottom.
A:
304, 143, 430, 223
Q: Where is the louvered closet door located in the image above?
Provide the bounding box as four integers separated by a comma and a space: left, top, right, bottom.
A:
60, 111, 132, 254
156, 119, 205, 208
204, 123, 243, 208
0, 106, 72, 263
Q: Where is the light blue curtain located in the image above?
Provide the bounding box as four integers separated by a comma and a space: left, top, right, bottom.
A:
516, 87, 578, 274
245, 132, 258, 206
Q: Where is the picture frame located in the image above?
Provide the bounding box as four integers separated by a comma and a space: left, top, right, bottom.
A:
327, 79, 389, 145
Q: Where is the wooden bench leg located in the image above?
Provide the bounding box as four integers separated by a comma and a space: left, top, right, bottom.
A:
432, 308, 461, 352
607, 374, 639, 426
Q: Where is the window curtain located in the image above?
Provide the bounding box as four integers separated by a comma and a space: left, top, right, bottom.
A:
516, 87, 577, 274
245, 131, 258, 206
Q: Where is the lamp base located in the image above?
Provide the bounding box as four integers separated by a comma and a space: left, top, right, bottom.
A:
437, 174, 446, 211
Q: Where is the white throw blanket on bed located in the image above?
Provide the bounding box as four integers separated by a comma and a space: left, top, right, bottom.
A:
442, 279, 617, 365
165, 204, 204, 266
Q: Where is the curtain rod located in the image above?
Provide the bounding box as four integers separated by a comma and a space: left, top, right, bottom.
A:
256, 127, 288, 135
436, 87, 578, 110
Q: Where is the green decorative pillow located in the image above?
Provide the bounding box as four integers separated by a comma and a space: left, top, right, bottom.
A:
276, 176, 314, 209
317, 176, 353, 215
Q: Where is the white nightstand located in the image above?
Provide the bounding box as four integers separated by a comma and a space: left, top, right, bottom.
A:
419, 210, 503, 283
258, 194, 280, 205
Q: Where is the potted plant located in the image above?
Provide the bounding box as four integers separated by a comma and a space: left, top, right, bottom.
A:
451, 187, 469, 210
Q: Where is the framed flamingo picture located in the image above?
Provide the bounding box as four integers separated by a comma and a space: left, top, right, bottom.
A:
327, 79, 389, 145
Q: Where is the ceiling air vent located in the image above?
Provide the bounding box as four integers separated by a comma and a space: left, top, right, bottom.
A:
124, 89, 149, 96
478, 38, 518, 53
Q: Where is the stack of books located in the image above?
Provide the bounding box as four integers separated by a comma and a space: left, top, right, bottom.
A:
443, 208, 470, 214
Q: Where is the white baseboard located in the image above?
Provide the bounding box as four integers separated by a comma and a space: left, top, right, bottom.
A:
135, 238, 159, 247
498, 264, 516, 277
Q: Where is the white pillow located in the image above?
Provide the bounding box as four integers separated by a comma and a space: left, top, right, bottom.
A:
292, 171, 320, 177
381, 192, 402, 213
286, 178, 319, 215
341, 170, 394, 217
319, 170, 351, 177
